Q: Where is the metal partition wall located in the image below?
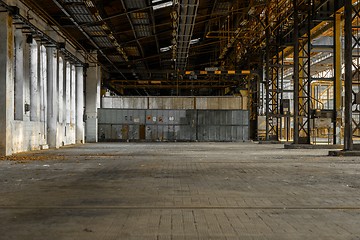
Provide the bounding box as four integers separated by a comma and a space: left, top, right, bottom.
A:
98, 109, 249, 142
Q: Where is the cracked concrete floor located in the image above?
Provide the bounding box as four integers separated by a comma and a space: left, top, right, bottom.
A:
1, 142, 360, 239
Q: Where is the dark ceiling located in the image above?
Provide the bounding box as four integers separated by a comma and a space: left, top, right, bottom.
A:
22, 0, 267, 95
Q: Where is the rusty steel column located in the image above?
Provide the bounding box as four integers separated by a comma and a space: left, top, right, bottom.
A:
293, 0, 300, 144
265, 13, 271, 141
344, 0, 353, 150
333, 12, 342, 145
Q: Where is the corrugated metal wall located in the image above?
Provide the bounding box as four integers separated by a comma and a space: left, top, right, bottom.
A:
98, 109, 249, 142
102, 96, 247, 110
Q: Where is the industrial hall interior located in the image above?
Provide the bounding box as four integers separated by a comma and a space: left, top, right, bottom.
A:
1, 0, 360, 239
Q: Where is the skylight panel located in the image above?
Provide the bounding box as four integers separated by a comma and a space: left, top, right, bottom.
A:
152, 0, 173, 10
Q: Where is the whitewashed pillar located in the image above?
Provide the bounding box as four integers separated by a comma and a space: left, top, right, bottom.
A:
76, 66, 85, 143
85, 53, 101, 142
0, 12, 14, 155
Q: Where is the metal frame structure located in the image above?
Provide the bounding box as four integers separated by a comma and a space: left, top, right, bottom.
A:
293, 0, 312, 144
265, 14, 280, 141
333, 11, 342, 145
344, 0, 360, 150
13, 0, 360, 148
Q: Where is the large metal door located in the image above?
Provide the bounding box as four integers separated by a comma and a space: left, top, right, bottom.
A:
98, 109, 249, 142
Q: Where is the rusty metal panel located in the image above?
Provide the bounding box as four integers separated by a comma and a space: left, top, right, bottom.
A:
208, 98, 219, 109
195, 97, 207, 109
243, 126, 249, 140
157, 111, 165, 125
146, 125, 158, 141
197, 111, 205, 125
178, 110, 187, 125
134, 97, 148, 109
148, 97, 163, 109
158, 125, 166, 141
242, 96, 248, 110
208, 126, 216, 141
174, 125, 180, 141
145, 125, 152, 140
179, 125, 190, 141
218, 98, 229, 109
200, 126, 208, 141
128, 125, 139, 140
242, 110, 249, 126
98, 124, 111, 141
219, 126, 226, 141
98, 108, 249, 142
168, 110, 176, 125
101, 98, 112, 108
102, 96, 246, 110
167, 125, 175, 141
105, 97, 147, 109
183, 97, 195, 109
162, 98, 172, 110
98, 109, 105, 123
235, 111, 242, 125
225, 111, 233, 125
111, 124, 124, 140
112, 98, 120, 108
225, 126, 232, 141
237, 126, 243, 140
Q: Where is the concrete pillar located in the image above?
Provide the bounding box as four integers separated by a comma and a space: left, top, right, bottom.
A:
47, 48, 59, 148
40, 46, 47, 123
58, 57, 64, 125
65, 62, 71, 124
0, 12, 14, 156
30, 40, 40, 121
14, 29, 24, 121
76, 66, 85, 144
23, 36, 31, 121
85, 57, 101, 142
71, 65, 76, 125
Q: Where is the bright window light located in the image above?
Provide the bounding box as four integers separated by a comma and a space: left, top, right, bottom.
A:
160, 46, 172, 52
190, 38, 200, 45
153, 1, 173, 10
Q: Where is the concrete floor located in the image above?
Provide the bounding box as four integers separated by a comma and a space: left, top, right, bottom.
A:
1, 142, 360, 240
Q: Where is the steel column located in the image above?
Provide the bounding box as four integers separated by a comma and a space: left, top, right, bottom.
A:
293, 0, 312, 144
343, 0, 360, 150
249, 73, 260, 140
334, 12, 342, 145
344, 0, 352, 150
265, 13, 271, 140
265, 3, 280, 141
293, 0, 300, 144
